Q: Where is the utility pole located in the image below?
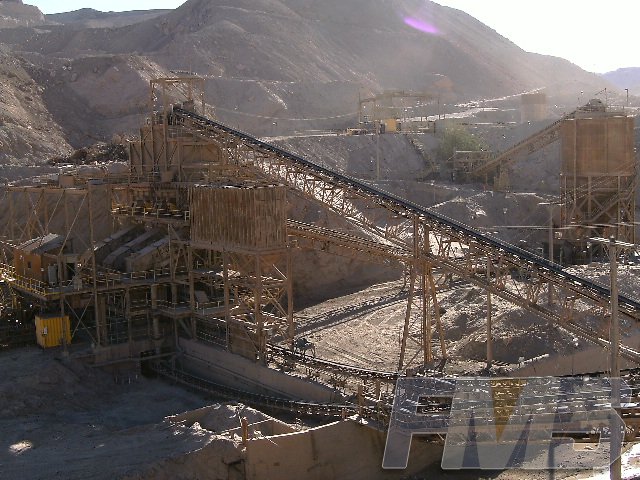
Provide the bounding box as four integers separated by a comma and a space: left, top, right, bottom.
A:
539, 202, 558, 305
376, 118, 380, 181
609, 235, 621, 480
374, 98, 381, 181
590, 236, 634, 480
486, 257, 493, 368
548, 209, 554, 304
625, 88, 629, 112
609, 236, 620, 381
588, 236, 634, 376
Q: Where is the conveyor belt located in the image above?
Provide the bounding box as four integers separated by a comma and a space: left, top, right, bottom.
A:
287, 219, 411, 261
471, 115, 567, 177
153, 361, 640, 427
268, 343, 400, 382
152, 363, 381, 419
173, 107, 640, 316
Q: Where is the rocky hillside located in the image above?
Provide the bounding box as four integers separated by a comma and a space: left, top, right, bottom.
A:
602, 67, 640, 96
45, 8, 170, 28
0, 49, 71, 164
0, 0, 616, 163
0, 0, 43, 28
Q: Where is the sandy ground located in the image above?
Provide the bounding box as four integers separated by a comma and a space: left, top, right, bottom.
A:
3, 347, 640, 480
294, 277, 582, 374
0, 347, 252, 480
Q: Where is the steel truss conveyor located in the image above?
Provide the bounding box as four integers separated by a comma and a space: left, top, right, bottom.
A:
470, 115, 567, 180
172, 107, 640, 364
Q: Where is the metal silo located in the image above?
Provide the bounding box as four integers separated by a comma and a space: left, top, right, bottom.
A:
520, 92, 547, 123
560, 99, 636, 247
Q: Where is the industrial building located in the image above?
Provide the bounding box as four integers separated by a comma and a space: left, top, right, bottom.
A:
449, 98, 636, 262
560, 99, 636, 250
0, 78, 639, 458
520, 91, 547, 123
357, 90, 434, 133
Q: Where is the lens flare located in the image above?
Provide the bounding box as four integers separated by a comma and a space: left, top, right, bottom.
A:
404, 17, 439, 35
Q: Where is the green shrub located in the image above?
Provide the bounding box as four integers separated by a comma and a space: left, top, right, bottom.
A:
438, 125, 488, 160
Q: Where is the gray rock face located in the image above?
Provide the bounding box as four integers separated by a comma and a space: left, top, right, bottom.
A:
0, 0, 45, 28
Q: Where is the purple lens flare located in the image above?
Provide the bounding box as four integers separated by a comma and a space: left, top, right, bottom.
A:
404, 17, 440, 35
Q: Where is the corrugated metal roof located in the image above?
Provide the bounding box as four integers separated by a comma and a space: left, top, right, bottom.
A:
16, 234, 64, 254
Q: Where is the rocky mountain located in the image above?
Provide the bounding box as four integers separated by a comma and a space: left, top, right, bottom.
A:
45, 8, 170, 29
0, 0, 44, 28
0, 0, 617, 164
602, 67, 640, 96
0, 48, 71, 164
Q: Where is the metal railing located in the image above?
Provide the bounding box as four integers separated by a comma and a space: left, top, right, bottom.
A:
0, 264, 74, 297
111, 204, 190, 222
155, 300, 190, 311
87, 265, 188, 288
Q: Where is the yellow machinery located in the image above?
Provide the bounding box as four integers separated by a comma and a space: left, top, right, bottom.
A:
383, 118, 400, 133
35, 315, 71, 348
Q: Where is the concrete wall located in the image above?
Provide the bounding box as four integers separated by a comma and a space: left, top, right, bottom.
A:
179, 338, 343, 403
93, 339, 153, 365
244, 419, 442, 480
168, 404, 295, 437
514, 333, 640, 376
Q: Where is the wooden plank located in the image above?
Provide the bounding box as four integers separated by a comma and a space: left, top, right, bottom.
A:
190, 185, 286, 251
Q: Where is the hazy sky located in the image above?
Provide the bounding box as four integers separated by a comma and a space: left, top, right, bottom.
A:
434, 0, 638, 73
27, 0, 636, 73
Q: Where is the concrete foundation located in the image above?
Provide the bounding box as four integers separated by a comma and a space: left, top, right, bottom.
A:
244, 418, 442, 480
514, 333, 640, 376
178, 338, 343, 402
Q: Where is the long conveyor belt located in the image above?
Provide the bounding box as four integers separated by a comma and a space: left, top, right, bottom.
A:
152, 363, 378, 419
173, 107, 640, 318
471, 115, 567, 178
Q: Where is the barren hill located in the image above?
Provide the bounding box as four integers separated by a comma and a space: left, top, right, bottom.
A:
602, 67, 640, 96
0, 0, 615, 163
0, 0, 43, 28
45, 8, 170, 28
0, 48, 71, 164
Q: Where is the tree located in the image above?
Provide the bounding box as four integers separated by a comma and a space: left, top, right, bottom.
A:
437, 125, 488, 161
